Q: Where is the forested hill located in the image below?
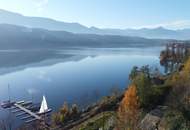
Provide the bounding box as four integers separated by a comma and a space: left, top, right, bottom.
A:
0, 24, 166, 50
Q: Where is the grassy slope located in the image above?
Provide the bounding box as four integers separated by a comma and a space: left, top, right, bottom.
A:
72, 111, 116, 130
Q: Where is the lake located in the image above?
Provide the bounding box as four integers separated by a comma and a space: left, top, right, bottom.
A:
0, 47, 164, 125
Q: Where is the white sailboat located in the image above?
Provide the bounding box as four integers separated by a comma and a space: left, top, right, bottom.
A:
38, 95, 52, 114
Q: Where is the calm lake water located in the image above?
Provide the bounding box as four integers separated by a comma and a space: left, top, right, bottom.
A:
0, 47, 164, 125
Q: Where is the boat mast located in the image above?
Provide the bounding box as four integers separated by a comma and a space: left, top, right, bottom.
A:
8, 84, 11, 101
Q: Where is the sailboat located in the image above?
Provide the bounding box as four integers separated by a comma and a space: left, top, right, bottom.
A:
38, 95, 52, 115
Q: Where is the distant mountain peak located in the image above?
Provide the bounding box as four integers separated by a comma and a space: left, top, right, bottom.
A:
0, 9, 23, 17
154, 26, 168, 30
138, 26, 166, 31
0, 9, 89, 33
0, 9, 190, 40
90, 26, 100, 29
156, 26, 165, 29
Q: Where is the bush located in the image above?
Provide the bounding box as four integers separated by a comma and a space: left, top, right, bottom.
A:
150, 85, 170, 106
52, 102, 80, 126
164, 110, 190, 130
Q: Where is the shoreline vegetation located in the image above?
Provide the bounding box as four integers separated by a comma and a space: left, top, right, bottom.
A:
2, 42, 190, 130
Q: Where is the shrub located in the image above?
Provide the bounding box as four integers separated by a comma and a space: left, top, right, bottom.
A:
164, 110, 190, 130
52, 102, 80, 126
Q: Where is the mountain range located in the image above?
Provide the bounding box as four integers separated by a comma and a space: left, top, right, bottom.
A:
0, 9, 190, 40
0, 24, 165, 50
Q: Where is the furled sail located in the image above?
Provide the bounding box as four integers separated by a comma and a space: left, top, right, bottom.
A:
39, 95, 48, 114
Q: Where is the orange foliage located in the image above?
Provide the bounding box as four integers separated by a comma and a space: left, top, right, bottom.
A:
117, 84, 140, 130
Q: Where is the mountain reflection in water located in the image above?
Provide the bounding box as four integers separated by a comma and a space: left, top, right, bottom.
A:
0, 47, 163, 113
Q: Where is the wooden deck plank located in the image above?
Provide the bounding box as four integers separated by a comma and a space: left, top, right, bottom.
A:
14, 103, 41, 120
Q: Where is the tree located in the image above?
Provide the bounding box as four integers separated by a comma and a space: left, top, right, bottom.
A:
52, 102, 81, 127
117, 84, 140, 130
129, 66, 138, 80
134, 72, 152, 108
60, 102, 70, 122
52, 102, 70, 126
70, 104, 79, 118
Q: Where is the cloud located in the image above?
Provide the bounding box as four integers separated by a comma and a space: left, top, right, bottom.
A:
165, 20, 190, 29
34, 0, 49, 12
37, 70, 52, 82
27, 88, 39, 95
137, 20, 190, 30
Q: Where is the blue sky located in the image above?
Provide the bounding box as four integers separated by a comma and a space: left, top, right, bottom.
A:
0, 0, 190, 29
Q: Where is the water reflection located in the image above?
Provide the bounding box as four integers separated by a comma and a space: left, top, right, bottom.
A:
0, 48, 162, 110
0, 47, 164, 129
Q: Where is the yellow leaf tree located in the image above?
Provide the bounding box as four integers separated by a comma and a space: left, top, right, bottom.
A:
117, 84, 140, 130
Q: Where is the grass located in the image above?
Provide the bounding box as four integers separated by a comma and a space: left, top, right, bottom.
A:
71, 111, 116, 130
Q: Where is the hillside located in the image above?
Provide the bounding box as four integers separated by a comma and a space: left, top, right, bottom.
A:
0, 24, 165, 50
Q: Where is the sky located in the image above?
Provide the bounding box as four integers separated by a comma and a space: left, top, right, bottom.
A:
0, 0, 190, 29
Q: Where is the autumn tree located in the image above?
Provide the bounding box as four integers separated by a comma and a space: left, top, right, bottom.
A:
52, 102, 70, 126
52, 102, 81, 127
60, 102, 70, 122
117, 84, 140, 130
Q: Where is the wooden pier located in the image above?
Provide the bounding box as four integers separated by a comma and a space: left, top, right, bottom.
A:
14, 103, 41, 121
1, 96, 52, 124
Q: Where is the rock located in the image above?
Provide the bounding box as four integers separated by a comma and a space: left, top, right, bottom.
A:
140, 113, 160, 130
140, 106, 168, 130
